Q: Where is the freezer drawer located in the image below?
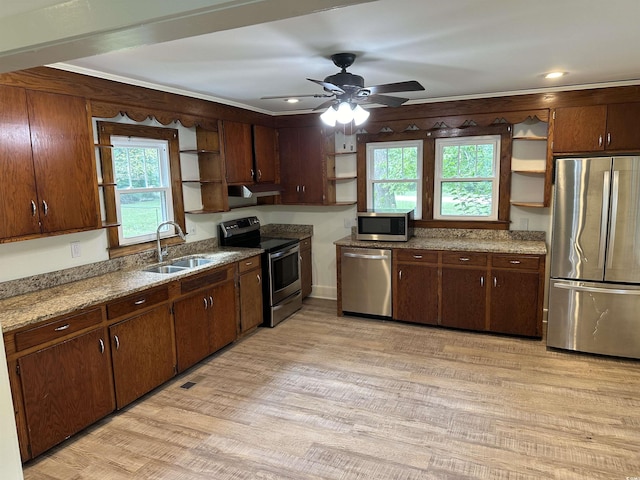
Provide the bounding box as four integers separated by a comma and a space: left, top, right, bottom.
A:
547, 279, 640, 359
341, 247, 392, 317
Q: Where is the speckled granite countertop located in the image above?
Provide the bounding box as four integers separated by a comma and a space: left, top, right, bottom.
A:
335, 228, 547, 255
261, 224, 313, 241
0, 248, 261, 334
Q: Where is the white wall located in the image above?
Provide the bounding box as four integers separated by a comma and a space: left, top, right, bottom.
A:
0, 333, 23, 480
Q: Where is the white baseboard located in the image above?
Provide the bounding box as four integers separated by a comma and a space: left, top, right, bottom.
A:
309, 285, 337, 300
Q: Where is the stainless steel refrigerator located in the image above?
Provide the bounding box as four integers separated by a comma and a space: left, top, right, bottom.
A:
548, 156, 640, 359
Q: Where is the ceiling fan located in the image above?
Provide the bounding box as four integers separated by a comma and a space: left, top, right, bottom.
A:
262, 53, 425, 125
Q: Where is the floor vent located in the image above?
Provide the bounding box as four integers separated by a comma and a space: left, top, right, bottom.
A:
180, 381, 196, 389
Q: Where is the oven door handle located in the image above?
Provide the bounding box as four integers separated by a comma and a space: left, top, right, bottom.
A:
269, 244, 299, 259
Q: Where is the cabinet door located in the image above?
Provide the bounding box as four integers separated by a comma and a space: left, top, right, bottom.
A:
278, 127, 302, 203
394, 263, 438, 325
223, 120, 254, 184
490, 269, 541, 337
27, 90, 100, 233
174, 289, 213, 372
18, 328, 114, 457
253, 125, 277, 183
298, 126, 325, 204
211, 279, 237, 351
552, 105, 607, 153
441, 267, 486, 331
110, 305, 175, 409
300, 241, 313, 298
240, 269, 263, 333
0, 86, 41, 239
605, 102, 640, 151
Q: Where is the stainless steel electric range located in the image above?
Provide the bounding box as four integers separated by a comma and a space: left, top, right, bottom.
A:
218, 217, 302, 327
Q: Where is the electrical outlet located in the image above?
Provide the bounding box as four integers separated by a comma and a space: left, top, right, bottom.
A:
70, 241, 81, 258
188, 223, 196, 235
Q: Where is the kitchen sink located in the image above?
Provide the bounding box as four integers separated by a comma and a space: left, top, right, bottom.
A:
143, 265, 189, 274
170, 257, 214, 268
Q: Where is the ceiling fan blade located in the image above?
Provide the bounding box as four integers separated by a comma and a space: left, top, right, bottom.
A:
261, 93, 332, 100
307, 78, 345, 94
363, 80, 425, 95
312, 99, 337, 111
361, 94, 409, 108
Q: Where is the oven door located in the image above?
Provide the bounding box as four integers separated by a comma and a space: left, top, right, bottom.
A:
268, 243, 301, 305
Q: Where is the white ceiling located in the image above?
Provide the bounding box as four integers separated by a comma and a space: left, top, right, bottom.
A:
5, 0, 640, 115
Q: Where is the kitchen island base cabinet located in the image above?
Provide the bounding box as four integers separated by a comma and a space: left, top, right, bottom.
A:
110, 305, 175, 409
18, 328, 114, 458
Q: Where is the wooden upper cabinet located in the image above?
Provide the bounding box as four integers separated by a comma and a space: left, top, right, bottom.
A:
252, 124, 277, 184
0, 87, 100, 240
553, 103, 640, 153
278, 126, 325, 204
0, 85, 40, 239
222, 120, 254, 184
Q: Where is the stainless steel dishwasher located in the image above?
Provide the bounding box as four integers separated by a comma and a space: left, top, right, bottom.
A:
341, 247, 392, 317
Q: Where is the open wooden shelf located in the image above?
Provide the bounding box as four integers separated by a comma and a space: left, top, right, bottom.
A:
512, 136, 547, 141
327, 175, 358, 181
179, 149, 220, 154
512, 169, 546, 175
510, 201, 545, 208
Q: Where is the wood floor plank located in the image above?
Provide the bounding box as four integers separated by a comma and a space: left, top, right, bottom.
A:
23, 298, 640, 479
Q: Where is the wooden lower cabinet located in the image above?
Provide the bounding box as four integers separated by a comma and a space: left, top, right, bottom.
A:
300, 238, 312, 298
109, 305, 175, 409
239, 256, 263, 334
441, 266, 487, 331
211, 280, 237, 351
393, 250, 438, 325
18, 327, 114, 458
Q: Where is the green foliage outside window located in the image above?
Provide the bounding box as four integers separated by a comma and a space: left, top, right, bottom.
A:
372, 147, 418, 210
440, 143, 495, 217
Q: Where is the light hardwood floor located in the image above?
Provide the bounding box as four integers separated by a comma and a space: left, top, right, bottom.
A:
23, 298, 640, 479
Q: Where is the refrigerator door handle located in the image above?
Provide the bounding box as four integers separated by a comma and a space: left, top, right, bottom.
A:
554, 282, 640, 296
606, 170, 620, 269
597, 170, 611, 270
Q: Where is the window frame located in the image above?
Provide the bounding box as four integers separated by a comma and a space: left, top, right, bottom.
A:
97, 121, 185, 258
433, 135, 501, 221
365, 140, 424, 218
356, 124, 512, 229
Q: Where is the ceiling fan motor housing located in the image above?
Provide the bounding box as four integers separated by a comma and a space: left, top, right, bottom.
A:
324, 72, 364, 92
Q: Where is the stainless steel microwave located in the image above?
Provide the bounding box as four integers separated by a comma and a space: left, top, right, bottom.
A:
356, 209, 414, 241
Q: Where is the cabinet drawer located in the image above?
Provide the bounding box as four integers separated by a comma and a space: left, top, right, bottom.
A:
300, 238, 311, 250
442, 251, 488, 266
181, 263, 235, 294
15, 308, 103, 351
492, 254, 540, 270
106, 286, 169, 320
238, 255, 261, 273
395, 249, 438, 264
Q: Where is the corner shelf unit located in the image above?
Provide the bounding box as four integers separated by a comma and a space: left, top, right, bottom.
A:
181, 125, 229, 214
510, 119, 550, 208
324, 131, 358, 205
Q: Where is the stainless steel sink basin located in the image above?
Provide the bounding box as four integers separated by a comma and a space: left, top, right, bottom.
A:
143, 265, 189, 274
170, 257, 214, 268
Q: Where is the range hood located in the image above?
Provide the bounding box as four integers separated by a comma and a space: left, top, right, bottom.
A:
227, 183, 283, 198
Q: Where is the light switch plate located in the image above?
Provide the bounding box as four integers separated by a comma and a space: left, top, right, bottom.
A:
70, 241, 81, 258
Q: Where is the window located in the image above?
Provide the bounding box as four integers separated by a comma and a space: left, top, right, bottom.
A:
434, 135, 501, 221
366, 140, 423, 218
97, 121, 185, 257
112, 136, 174, 245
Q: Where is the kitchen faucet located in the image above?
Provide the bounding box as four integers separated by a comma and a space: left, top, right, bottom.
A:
156, 221, 186, 262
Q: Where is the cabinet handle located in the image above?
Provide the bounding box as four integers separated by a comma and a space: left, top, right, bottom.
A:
296, 185, 300, 192
42, 200, 49, 216
302, 185, 306, 193
480, 276, 484, 287
493, 276, 497, 287
509, 260, 521, 264
257, 274, 261, 285
607, 132, 611, 145
99, 338, 105, 354
399, 270, 403, 280
250, 168, 255, 178
54, 323, 70, 332
413, 255, 423, 259
203, 297, 208, 310
114, 335, 120, 350
257, 169, 262, 180
133, 298, 146, 305
459, 257, 470, 262
31, 200, 37, 216
245, 261, 254, 266
598, 135, 603, 147
209, 296, 214, 308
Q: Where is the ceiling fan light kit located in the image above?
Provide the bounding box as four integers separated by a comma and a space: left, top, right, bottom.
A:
263, 52, 424, 127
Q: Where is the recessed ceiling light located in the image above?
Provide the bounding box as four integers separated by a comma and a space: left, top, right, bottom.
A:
545, 71, 566, 79
284, 98, 300, 103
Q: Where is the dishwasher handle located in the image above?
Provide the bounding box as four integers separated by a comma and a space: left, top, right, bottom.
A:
343, 252, 389, 260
